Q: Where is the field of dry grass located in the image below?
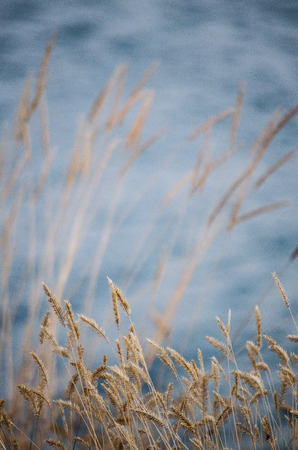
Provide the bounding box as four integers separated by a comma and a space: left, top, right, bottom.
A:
0, 278, 297, 449
0, 37, 297, 449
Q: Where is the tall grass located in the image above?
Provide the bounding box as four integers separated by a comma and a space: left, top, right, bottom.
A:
1, 277, 297, 449
0, 38, 297, 448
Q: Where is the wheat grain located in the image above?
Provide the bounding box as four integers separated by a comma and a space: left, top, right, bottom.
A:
255, 306, 262, 349
78, 314, 109, 342
30, 352, 48, 387
272, 272, 290, 308
287, 335, 298, 342
45, 439, 67, 449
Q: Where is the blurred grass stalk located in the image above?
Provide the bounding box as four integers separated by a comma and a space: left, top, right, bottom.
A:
0, 37, 297, 408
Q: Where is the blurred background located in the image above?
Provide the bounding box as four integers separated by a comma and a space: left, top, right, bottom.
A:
0, 0, 297, 369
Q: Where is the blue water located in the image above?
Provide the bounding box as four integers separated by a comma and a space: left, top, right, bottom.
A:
0, 0, 297, 368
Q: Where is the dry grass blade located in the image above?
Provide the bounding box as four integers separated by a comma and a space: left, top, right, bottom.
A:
32, 151, 55, 202
88, 64, 127, 123
256, 362, 269, 371
108, 88, 142, 131
269, 104, 298, 143
287, 335, 298, 342
261, 416, 275, 447
14, 74, 32, 142
253, 147, 298, 190
17, 384, 51, 414
189, 108, 234, 140
246, 340, 261, 359
273, 272, 298, 331
216, 405, 232, 425
146, 338, 165, 354
198, 349, 204, 373
190, 143, 242, 194
109, 62, 159, 131
64, 300, 80, 341
74, 436, 90, 447
206, 337, 232, 360
39, 311, 51, 344
147, 339, 177, 378
255, 305, 262, 348
78, 314, 110, 343
42, 282, 52, 298
116, 339, 125, 368
132, 408, 166, 429
40, 96, 50, 157
207, 180, 237, 226
107, 277, 131, 316
167, 347, 195, 380
290, 246, 298, 260
120, 127, 165, 176
290, 409, 298, 418
209, 105, 298, 228
250, 105, 298, 158
53, 347, 71, 358
230, 81, 245, 146
106, 65, 128, 130
231, 200, 289, 228
125, 91, 154, 148
39, 326, 59, 349
0, 402, 12, 432
272, 272, 290, 308
45, 439, 67, 450
65, 125, 84, 189
108, 278, 120, 330
131, 61, 159, 96
265, 339, 290, 366
29, 33, 57, 116
66, 373, 79, 399
30, 352, 48, 386
162, 172, 192, 208
235, 371, 265, 392
216, 316, 229, 340
170, 405, 195, 432
0, 129, 8, 179
47, 295, 65, 326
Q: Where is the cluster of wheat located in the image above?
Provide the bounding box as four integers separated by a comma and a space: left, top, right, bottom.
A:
0, 37, 297, 449
0, 276, 297, 449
